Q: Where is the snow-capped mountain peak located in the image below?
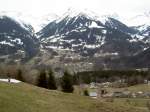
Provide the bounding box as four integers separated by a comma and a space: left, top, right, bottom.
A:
0, 11, 59, 32
63, 8, 99, 19
0, 11, 35, 32
55, 8, 100, 23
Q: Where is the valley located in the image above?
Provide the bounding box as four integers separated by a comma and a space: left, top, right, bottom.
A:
0, 8, 150, 112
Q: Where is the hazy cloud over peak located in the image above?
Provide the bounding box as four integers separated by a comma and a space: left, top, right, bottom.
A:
0, 0, 149, 17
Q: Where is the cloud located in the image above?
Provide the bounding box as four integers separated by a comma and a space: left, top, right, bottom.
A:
0, 0, 149, 18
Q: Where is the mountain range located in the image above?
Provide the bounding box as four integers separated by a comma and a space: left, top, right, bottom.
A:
0, 9, 150, 71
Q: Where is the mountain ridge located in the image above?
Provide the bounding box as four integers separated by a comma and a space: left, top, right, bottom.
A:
0, 10, 150, 70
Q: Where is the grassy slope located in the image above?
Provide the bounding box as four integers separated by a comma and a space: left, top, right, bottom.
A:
115, 84, 150, 109
127, 84, 150, 92
0, 82, 148, 112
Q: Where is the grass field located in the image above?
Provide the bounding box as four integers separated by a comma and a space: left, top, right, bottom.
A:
0, 82, 148, 112
127, 84, 150, 92
113, 98, 150, 108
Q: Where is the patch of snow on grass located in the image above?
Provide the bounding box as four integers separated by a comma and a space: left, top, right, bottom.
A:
0, 78, 21, 83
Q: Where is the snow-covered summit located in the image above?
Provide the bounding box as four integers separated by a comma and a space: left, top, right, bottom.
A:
58, 8, 99, 20
49, 8, 126, 32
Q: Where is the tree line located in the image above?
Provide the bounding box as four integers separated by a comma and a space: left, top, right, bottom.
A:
0, 65, 74, 93
74, 70, 150, 86
1, 65, 150, 93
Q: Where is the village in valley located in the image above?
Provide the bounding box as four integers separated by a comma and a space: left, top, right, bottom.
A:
75, 79, 150, 99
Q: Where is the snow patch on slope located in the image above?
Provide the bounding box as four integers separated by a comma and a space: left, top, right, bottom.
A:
0, 41, 14, 46
0, 78, 21, 83
89, 21, 104, 28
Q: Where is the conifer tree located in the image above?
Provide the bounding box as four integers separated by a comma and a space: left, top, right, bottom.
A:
48, 69, 57, 90
16, 69, 25, 82
37, 70, 47, 88
61, 71, 74, 93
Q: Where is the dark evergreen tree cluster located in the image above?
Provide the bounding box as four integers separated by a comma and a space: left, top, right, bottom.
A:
61, 71, 74, 93
16, 69, 25, 82
37, 69, 74, 93
37, 69, 57, 90
48, 69, 57, 90
37, 70, 48, 88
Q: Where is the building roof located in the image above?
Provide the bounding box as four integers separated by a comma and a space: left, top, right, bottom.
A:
89, 92, 97, 97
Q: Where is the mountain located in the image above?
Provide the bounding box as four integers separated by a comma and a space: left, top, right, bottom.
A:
38, 9, 148, 57
0, 10, 150, 70
125, 47, 150, 68
125, 12, 150, 38
0, 15, 39, 63
0, 11, 59, 32
37, 13, 59, 31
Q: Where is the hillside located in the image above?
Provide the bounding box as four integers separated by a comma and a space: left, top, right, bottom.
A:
0, 16, 39, 64
0, 82, 147, 112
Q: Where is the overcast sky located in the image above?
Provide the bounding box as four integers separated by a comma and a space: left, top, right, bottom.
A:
0, 0, 150, 17
0, 0, 149, 31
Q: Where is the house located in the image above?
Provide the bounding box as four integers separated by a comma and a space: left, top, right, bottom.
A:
143, 92, 150, 98
112, 91, 125, 98
89, 92, 97, 99
144, 80, 148, 84
144, 80, 150, 84
80, 84, 89, 89
101, 82, 111, 88
136, 91, 144, 98
136, 68, 149, 72
90, 82, 97, 89
131, 93, 136, 98
122, 91, 131, 98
